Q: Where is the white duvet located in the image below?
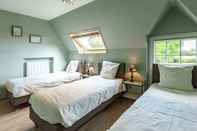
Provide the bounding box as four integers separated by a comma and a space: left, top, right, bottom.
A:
6, 72, 81, 98
29, 76, 123, 128
108, 83, 197, 131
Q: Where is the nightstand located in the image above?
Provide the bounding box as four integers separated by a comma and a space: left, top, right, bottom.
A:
123, 81, 144, 100
82, 74, 90, 79
82, 74, 96, 79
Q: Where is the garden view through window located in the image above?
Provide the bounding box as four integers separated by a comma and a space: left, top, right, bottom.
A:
154, 38, 197, 64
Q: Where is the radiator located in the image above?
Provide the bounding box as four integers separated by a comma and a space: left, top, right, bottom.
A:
26, 60, 50, 77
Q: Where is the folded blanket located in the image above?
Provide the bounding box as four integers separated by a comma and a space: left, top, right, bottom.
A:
6, 72, 81, 98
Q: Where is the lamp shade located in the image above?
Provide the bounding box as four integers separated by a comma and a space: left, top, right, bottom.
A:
129, 64, 136, 72
89, 66, 96, 75
132, 68, 137, 72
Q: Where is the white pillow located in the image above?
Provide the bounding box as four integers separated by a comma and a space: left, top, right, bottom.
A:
65, 60, 80, 73
158, 64, 193, 91
100, 61, 120, 79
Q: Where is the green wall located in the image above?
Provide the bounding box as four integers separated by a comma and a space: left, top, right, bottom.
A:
50, 0, 197, 84
50, 0, 172, 77
50, 0, 171, 50
69, 49, 146, 75
0, 10, 67, 99
150, 7, 197, 35
1, 0, 197, 98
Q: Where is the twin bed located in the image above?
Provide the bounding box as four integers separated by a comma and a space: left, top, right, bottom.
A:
29, 61, 126, 131
5, 60, 82, 106
5, 60, 126, 131
108, 64, 197, 131
7, 61, 196, 131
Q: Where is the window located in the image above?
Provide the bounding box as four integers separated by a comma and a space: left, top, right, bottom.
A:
69, 30, 107, 54
154, 38, 197, 64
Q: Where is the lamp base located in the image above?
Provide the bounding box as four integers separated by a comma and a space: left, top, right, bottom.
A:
130, 72, 134, 82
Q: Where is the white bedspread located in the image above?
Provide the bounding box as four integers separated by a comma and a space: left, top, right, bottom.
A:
29, 76, 123, 128
108, 83, 197, 131
6, 72, 81, 98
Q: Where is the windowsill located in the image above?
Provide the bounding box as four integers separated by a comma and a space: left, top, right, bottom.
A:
78, 51, 107, 54
154, 63, 197, 66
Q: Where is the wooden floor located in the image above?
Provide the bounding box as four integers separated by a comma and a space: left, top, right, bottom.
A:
0, 97, 133, 131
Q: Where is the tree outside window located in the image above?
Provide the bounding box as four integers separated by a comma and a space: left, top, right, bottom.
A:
154, 38, 197, 64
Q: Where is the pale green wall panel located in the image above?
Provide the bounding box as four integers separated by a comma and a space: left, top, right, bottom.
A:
0, 10, 67, 99
68, 48, 146, 76
50, 0, 197, 85
50, 0, 170, 50
50, 0, 172, 79
150, 7, 197, 35
181, 0, 197, 18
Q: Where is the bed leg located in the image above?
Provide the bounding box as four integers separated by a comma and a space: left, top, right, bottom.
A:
34, 122, 39, 128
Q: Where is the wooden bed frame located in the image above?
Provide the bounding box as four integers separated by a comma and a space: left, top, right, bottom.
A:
7, 63, 84, 106
30, 62, 126, 131
152, 64, 197, 87
7, 91, 30, 106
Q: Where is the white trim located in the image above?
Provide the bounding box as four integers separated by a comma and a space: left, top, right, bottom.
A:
176, 0, 197, 24
70, 29, 107, 54
150, 32, 197, 41
150, 32, 197, 64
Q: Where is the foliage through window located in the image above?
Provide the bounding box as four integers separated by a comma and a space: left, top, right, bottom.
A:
154, 38, 197, 64
69, 30, 106, 54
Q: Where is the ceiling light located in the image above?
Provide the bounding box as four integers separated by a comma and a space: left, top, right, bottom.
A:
62, 0, 75, 5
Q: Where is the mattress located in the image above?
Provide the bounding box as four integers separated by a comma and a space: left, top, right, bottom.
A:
5, 72, 81, 98
108, 83, 197, 131
29, 76, 123, 128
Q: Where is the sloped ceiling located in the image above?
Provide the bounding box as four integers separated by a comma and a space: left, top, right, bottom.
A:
0, 0, 95, 20
150, 7, 197, 36
181, 0, 197, 22
149, 0, 197, 36
50, 0, 197, 51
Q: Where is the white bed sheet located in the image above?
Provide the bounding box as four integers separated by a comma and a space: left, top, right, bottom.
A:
29, 76, 123, 128
6, 72, 81, 98
108, 83, 197, 131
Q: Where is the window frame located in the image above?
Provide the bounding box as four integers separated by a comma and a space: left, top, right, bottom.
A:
149, 33, 197, 66
69, 29, 107, 54
154, 38, 197, 64
146, 33, 197, 87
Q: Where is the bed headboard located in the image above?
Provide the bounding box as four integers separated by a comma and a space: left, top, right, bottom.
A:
98, 62, 126, 79
24, 57, 53, 77
76, 62, 83, 73
152, 64, 197, 88
152, 64, 160, 83
64, 61, 83, 73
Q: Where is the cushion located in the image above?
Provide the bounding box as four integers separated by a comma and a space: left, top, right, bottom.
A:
100, 61, 120, 79
65, 60, 80, 73
158, 64, 194, 91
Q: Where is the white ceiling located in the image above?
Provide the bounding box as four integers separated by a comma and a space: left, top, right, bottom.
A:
0, 0, 95, 20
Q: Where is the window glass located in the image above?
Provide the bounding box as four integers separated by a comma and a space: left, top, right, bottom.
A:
167, 40, 180, 56
155, 56, 166, 63
155, 41, 167, 63
154, 38, 197, 64
168, 56, 180, 63
182, 39, 196, 55
70, 30, 106, 54
181, 39, 196, 63
155, 40, 166, 56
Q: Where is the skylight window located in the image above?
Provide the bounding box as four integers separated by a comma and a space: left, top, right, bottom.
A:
69, 30, 107, 54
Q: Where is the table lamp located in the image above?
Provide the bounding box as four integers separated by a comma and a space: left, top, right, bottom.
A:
88, 66, 95, 75
129, 65, 137, 82
86, 62, 96, 75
